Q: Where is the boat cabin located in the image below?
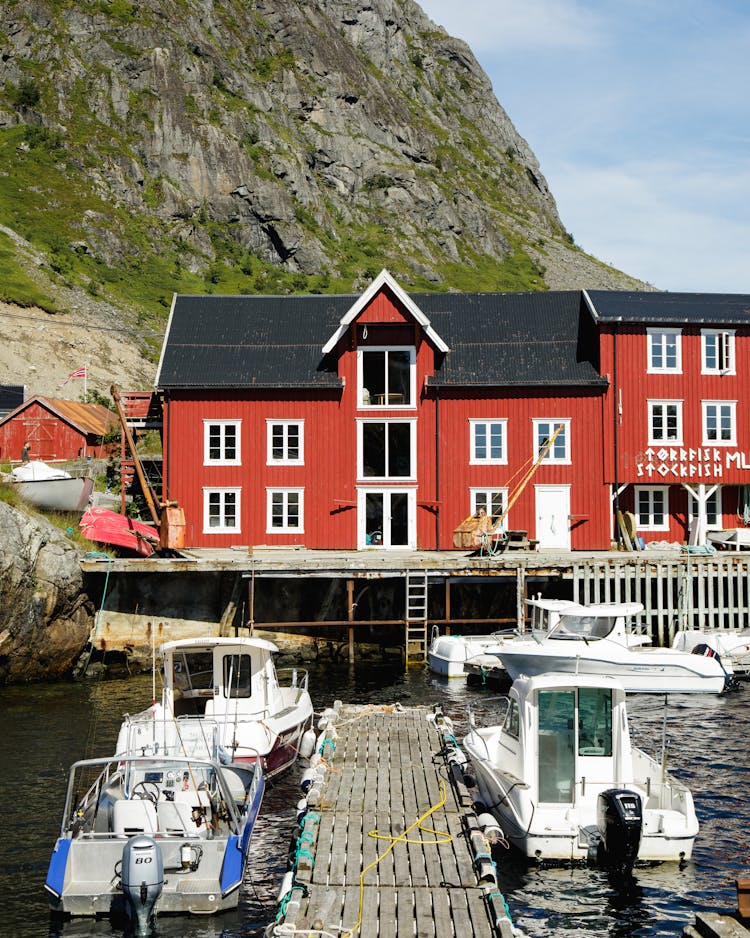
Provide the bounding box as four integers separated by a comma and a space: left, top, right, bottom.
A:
163, 637, 285, 720
541, 601, 647, 645
488, 673, 634, 808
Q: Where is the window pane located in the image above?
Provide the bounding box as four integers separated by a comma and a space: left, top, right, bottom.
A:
489, 423, 504, 460
287, 492, 300, 528
388, 423, 411, 476
224, 425, 236, 460
363, 351, 385, 404
272, 425, 284, 460
363, 423, 386, 476
224, 492, 236, 527
209, 425, 221, 460
388, 350, 411, 404
287, 425, 299, 460
208, 491, 221, 527
538, 690, 575, 803
224, 655, 251, 698
474, 423, 487, 460
271, 492, 284, 527
578, 687, 612, 756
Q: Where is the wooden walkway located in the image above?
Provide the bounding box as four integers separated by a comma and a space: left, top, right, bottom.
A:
266, 704, 514, 938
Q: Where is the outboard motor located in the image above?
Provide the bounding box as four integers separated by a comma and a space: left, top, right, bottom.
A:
596, 789, 642, 872
121, 835, 164, 935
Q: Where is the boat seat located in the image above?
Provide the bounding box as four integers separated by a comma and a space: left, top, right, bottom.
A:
113, 799, 158, 836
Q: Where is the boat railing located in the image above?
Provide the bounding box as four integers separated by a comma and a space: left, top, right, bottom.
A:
467, 696, 511, 760
120, 713, 221, 759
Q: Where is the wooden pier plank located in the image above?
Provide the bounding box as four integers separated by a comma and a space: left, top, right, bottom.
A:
275, 704, 502, 938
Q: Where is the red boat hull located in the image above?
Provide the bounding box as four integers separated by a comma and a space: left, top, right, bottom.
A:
80, 507, 159, 557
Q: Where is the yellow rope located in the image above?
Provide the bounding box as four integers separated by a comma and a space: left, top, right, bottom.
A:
342, 778, 452, 938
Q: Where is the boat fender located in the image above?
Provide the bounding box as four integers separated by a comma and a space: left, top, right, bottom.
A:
296, 797, 309, 821
317, 717, 330, 732
306, 783, 322, 807
277, 870, 294, 903
447, 746, 467, 767
477, 813, 503, 844
309, 752, 323, 767
300, 768, 317, 792
121, 835, 163, 936
299, 729, 316, 760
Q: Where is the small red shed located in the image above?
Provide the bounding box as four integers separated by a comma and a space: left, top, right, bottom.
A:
0, 396, 117, 464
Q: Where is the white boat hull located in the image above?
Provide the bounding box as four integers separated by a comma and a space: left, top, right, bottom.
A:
495, 643, 728, 693
16, 475, 94, 511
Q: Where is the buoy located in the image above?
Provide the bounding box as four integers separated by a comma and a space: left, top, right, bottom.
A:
477, 812, 502, 844
299, 728, 316, 759
277, 870, 294, 903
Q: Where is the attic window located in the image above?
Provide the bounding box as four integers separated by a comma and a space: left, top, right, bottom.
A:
358, 347, 415, 408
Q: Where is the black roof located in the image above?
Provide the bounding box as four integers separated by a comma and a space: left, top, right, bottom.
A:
0, 384, 24, 415
586, 291, 750, 325
415, 291, 605, 387
158, 290, 606, 391
157, 294, 352, 390
155, 288, 750, 393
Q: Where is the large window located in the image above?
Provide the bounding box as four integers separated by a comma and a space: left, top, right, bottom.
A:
702, 329, 735, 374
702, 401, 736, 445
470, 419, 507, 464
648, 400, 683, 444
533, 419, 570, 464
470, 488, 507, 526
204, 420, 240, 465
267, 489, 304, 533
647, 328, 682, 373
358, 420, 415, 479
267, 420, 304, 465
203, 488, 240, 533
359, 347, 415, 407
635, 486, 669, 530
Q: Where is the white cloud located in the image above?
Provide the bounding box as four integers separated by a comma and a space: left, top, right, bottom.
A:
420, 0, 605, 52
550, 158, 750, 292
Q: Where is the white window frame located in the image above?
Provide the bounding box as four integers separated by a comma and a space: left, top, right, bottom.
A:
357, 418, 417, 481
202, 487, 241, 534
533, 419, 571, 464
647, 328, 682, 374
266, 420, 304, 465
358, 346, 416, 409
469, 419, 508, 465
470, 488, 508, 529
635, 485, 669, 531
702, 401, 737, 446
266, 488, 304, 533
702, 329, 735, 375
203, 420, 241, 466
648, 400, 683, 445
688, 488, 723, 531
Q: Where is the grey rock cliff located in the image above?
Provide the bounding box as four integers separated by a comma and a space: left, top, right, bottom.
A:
0, 0, 647, 292
0, 500, 92, 683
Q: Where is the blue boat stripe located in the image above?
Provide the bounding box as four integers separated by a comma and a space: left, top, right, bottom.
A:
45, 839, 71, 899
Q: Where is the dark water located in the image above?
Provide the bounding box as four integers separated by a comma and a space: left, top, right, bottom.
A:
1, 660, 747, 937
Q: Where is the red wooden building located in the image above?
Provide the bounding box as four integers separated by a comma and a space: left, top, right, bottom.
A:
0, 396, 117, 464
153, 272, 750, 552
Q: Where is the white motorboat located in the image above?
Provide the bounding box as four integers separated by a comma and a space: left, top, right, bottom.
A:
45, 752, 264, 928
115, 637, 315, 779
10, 460, 93, 511
428, 598, 587, 678
490, 603, 731, 693
463, 672, 699, 866
672, 628, 750, 676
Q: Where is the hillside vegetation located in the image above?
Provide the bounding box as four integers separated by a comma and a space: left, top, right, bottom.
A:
0, 0, 650, 392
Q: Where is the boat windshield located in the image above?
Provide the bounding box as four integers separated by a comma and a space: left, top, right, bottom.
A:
549, 615, 615, 641
173, 650, 214, 694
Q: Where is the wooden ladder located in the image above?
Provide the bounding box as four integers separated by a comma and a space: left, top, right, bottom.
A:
405, 571, 429, 665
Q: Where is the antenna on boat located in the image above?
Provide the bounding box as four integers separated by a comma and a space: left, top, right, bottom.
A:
151, 628, 156, 704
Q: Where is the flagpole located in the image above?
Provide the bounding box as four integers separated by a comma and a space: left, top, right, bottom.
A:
84, 363, 88, 401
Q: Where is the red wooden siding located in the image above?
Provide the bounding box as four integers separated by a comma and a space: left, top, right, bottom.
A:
0, 400, 114, 463
600, 325, 750, 544
163, 289, 615, 551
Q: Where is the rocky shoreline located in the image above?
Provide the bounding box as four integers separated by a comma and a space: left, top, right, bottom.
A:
0, 499, 93, 683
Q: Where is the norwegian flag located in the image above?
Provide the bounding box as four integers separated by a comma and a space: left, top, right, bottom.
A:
59, 365, 87, 386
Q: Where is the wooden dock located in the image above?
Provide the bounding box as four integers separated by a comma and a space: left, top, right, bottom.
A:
266, 703, 514, 938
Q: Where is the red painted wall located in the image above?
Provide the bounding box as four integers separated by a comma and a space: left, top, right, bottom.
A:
164, 290, 613, 550
0, 402, 110, 463
600, 325, 750, 543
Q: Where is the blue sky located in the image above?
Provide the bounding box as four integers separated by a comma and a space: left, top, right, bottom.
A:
419, 0, 750, 293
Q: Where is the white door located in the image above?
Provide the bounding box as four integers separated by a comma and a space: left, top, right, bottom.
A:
358, 488, 416, 549
535, 485, 571, 549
